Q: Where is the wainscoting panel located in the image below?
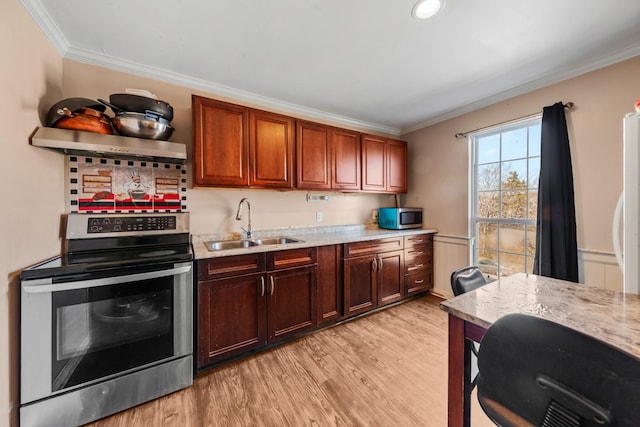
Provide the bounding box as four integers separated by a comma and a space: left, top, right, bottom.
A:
578, 249, 623, 292
433, 235, 472, 299
432, 236, 622, 296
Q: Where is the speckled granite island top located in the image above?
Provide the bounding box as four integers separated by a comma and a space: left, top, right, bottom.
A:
191, 224, 437, 260
440, 273, 640, 360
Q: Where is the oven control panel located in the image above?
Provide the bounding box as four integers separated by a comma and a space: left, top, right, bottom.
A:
87, 216, 177, 233
65, 213, 189, 239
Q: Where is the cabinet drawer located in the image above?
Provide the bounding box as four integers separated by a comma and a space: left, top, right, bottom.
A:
405, 252, 432, 274
404, 234, 433, 248
405, 270, 433, 295
267, 247, 317, 270
344, 237, 403, 257
197, 253, 266, 281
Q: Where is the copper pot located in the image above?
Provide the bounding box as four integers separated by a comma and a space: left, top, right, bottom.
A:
54, 107, 113, 135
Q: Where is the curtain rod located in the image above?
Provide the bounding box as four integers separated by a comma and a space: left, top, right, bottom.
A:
454, 102, 574, 139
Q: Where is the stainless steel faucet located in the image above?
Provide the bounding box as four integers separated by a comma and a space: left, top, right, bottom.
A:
235, 198, 252, 238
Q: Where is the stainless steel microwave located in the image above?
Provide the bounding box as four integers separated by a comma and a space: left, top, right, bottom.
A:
378, 207, 423, 230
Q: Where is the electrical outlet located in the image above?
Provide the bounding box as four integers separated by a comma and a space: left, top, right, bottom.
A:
316, 211, 323, 222
372, 209, 379, 222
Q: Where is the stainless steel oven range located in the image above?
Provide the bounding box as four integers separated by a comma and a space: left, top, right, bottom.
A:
20, 213, 193, 427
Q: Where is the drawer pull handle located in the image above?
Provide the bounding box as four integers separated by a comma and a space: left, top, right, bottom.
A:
414, 279, 424, 284
371, 258, 377, 272
414, 263, 424, 268
270, 276, 275, 295
260, 276, 265, 296
378, 257, 383, 270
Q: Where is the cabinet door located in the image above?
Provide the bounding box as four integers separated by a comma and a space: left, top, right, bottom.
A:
192, 95, 249, 187
378, 250, 404, 307
267, 265, 317, 342
331, 128, 361, 191
249, 109, 295, 189
317, 245, 342, 324
344, 255, 377, 316
387, 139, 408, 193
197, 273, 266, 368
361, 134, 387, 192
297, 121, 331, 190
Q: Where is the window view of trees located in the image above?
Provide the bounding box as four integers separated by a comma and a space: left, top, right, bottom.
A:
473, 121, 541, 278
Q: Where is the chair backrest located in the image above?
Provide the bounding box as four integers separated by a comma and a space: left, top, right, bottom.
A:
450, 265, 488, 296
476, 313, 640, 427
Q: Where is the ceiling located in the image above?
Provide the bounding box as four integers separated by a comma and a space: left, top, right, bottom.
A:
22, 0, 640, 135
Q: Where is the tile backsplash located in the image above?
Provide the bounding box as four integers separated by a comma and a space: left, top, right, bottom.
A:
66, 156, 187, 213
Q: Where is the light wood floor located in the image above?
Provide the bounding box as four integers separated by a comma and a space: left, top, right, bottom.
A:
87, 295, 494, 426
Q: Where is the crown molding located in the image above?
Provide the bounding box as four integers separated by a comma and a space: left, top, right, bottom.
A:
21, 0, 400, 136
401, 45, 640, 135
63, 47, 402, 137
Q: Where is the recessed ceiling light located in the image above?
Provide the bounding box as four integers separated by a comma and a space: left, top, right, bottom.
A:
412, 0, 445, 19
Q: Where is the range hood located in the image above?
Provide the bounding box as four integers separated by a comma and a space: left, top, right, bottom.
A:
30, 127, 187, 164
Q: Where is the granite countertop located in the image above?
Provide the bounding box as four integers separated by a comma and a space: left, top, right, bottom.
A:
191, 224, 437, 260
440, 272, 640, 361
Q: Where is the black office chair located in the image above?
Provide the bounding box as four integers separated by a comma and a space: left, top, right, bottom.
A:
450, 265, 489, 390
450, 265, 488, 297
476, 313, 640, 427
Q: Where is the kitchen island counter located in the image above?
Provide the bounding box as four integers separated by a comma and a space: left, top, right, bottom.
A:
191, 225, 437, 259
440, 273, 640, 427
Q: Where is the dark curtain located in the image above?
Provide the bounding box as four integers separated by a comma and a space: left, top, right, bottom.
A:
533, 102, 579, 282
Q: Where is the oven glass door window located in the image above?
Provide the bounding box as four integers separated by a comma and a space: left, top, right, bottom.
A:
52, 276, 174, 392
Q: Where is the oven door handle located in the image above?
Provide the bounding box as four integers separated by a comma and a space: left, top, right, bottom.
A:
21, 263, 192, 294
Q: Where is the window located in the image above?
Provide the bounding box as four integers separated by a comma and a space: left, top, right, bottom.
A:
471, 118, 541, 279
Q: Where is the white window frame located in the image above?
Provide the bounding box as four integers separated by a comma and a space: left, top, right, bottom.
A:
469, 115, 542, 278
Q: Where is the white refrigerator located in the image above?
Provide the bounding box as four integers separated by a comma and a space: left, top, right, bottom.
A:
613, 111, 640, 294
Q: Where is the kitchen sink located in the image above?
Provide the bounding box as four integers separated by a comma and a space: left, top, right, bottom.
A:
205, 240, 258, 251
251, 236, 303, 246
205, 236, 304, 251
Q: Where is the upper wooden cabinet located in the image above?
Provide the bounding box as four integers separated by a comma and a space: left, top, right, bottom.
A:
296, 120, 332, 190
296, 122, 362, 191
192, 96, 294, 189
387, 139, 408, 193
193, 95, 407, 193
331, 127, 361, 191
192, 96, 249, 187
361, 134, 387, 192
361, 134, 408, 193
249, 109, 295, 189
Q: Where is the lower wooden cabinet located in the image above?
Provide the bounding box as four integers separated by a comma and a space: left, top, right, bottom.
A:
317, 245, 343, 324
196, 233, 433, 371
196, 248, 317, 369
378, 250, 404, 307
404, 234, 434, 295
197, 272, 266, 367
344, 254, 378, 317
343, 237, 404, 316
268, 265, 317, 341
